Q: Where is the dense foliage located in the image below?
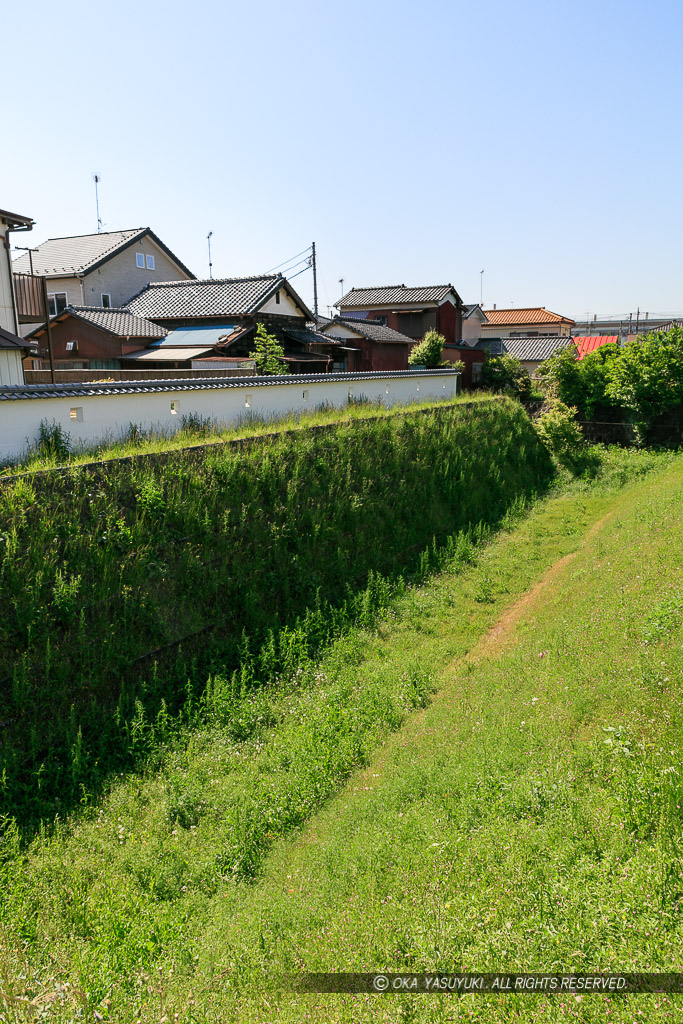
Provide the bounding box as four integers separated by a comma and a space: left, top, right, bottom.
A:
248, 322, 290, 375
538, 327, 683, 436
0, 398, 553, 828
408, 329, 445, 368
479, 353, 533, 399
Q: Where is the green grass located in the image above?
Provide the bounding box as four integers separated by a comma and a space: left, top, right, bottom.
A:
0, 446, 678, 1022
0, 396, 553, 830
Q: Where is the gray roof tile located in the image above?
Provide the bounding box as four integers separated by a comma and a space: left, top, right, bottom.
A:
322, 317, 414, 345
481, 336, 574, 362
12, 227, 194, 279
338, 284, 461, 307
65, 305, 168, 338
126, 275, 290, 320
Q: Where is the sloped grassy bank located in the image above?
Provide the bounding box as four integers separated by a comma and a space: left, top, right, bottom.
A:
0, 396, 552, 829
0, 448, 672, 1021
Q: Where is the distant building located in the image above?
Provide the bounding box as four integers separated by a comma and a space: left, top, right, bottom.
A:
461, 303, 488, 346
478, 335, 573, 375
481, 307, 574, 341
574, 336, 619, 360
13, 227, 195, 334
337, 283, 465, 345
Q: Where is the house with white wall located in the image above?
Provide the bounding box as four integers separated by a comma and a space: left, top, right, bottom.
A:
13, 227, 195, 335
0, 207, 36, 384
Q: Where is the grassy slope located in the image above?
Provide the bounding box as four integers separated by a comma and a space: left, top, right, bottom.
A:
0, 449, 681, 1023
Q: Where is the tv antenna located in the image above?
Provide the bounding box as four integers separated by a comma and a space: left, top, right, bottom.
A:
93, 174, 103, 232
207, 231, 213, 279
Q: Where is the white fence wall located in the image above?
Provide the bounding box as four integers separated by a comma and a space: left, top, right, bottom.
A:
0, 371, 459, 462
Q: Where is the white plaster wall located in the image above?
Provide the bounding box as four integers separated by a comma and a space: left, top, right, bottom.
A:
0, 372, 459, 462
0, 224, 17, 334
0, 351, 24, 386
259, 288, 306, 317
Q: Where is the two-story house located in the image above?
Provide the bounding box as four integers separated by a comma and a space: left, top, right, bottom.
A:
0, 207, 37, 384
13, 227, 195, 334
336, 283, 465, 345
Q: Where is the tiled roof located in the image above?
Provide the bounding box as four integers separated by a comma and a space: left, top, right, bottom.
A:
574, 336, 618, 360
463, 303, 488, 321
338, 284, 460, 307
0, 369, 459, 403
0, 325, 35, 350
285, 326, 344, 347
11, 227, 194, 279
126, 275, 294, 320
482, 307, 574, 326
64, 306, 168, 338
13, 229, 142, 275
321, 316, 414, 345
502, 336, 574, 362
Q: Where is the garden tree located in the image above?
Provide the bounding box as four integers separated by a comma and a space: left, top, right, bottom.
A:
479, 354, 532, 400
605, 327, 683, 427
408, 330, 445, 368
249, 322, 290, 375
537, 342, 622, 418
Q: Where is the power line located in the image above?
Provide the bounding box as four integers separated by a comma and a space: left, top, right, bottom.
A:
265, 245, 312, 274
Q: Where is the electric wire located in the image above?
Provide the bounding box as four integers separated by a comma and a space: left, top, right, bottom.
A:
264, 245, 312, 274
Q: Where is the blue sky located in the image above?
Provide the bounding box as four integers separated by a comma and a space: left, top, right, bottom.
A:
4, 0, 682, 319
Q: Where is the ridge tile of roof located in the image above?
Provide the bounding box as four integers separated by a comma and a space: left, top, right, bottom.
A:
125, 274, 299, 320
482, 307, 575, 326
338, 284, 459, 307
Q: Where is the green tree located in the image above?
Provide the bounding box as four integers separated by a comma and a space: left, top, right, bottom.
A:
605, 327, 683, 427
249, 322, 290, 375
408, 330, 445, 368
479, 354, 532, 400
537, 342, 621, 418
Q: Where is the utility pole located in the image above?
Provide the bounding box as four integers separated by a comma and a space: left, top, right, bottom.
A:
41, 276, 56, 384
14, 245, 39, 276
311, 241, 318, 319
207, 231, 213, 280
480, 269, 484, 306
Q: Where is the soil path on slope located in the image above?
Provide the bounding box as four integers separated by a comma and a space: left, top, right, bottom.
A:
463, 509, 613, 666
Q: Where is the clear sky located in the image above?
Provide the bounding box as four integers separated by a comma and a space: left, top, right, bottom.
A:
4, 0, 682, 319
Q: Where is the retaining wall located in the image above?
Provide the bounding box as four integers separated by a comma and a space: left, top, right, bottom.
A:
0, 370, 459, 462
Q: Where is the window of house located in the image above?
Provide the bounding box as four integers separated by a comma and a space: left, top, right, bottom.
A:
374, 315, 388, 326
101, 293, 111, 307
65, 341, 78, 352
472, 362, 483, 382
146, 254, 155, 270
47, 292, 68, 317
136, 253, 145, 268
275, 291, 280, 304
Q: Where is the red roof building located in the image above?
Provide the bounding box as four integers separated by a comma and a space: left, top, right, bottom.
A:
574, 336, 618, 360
